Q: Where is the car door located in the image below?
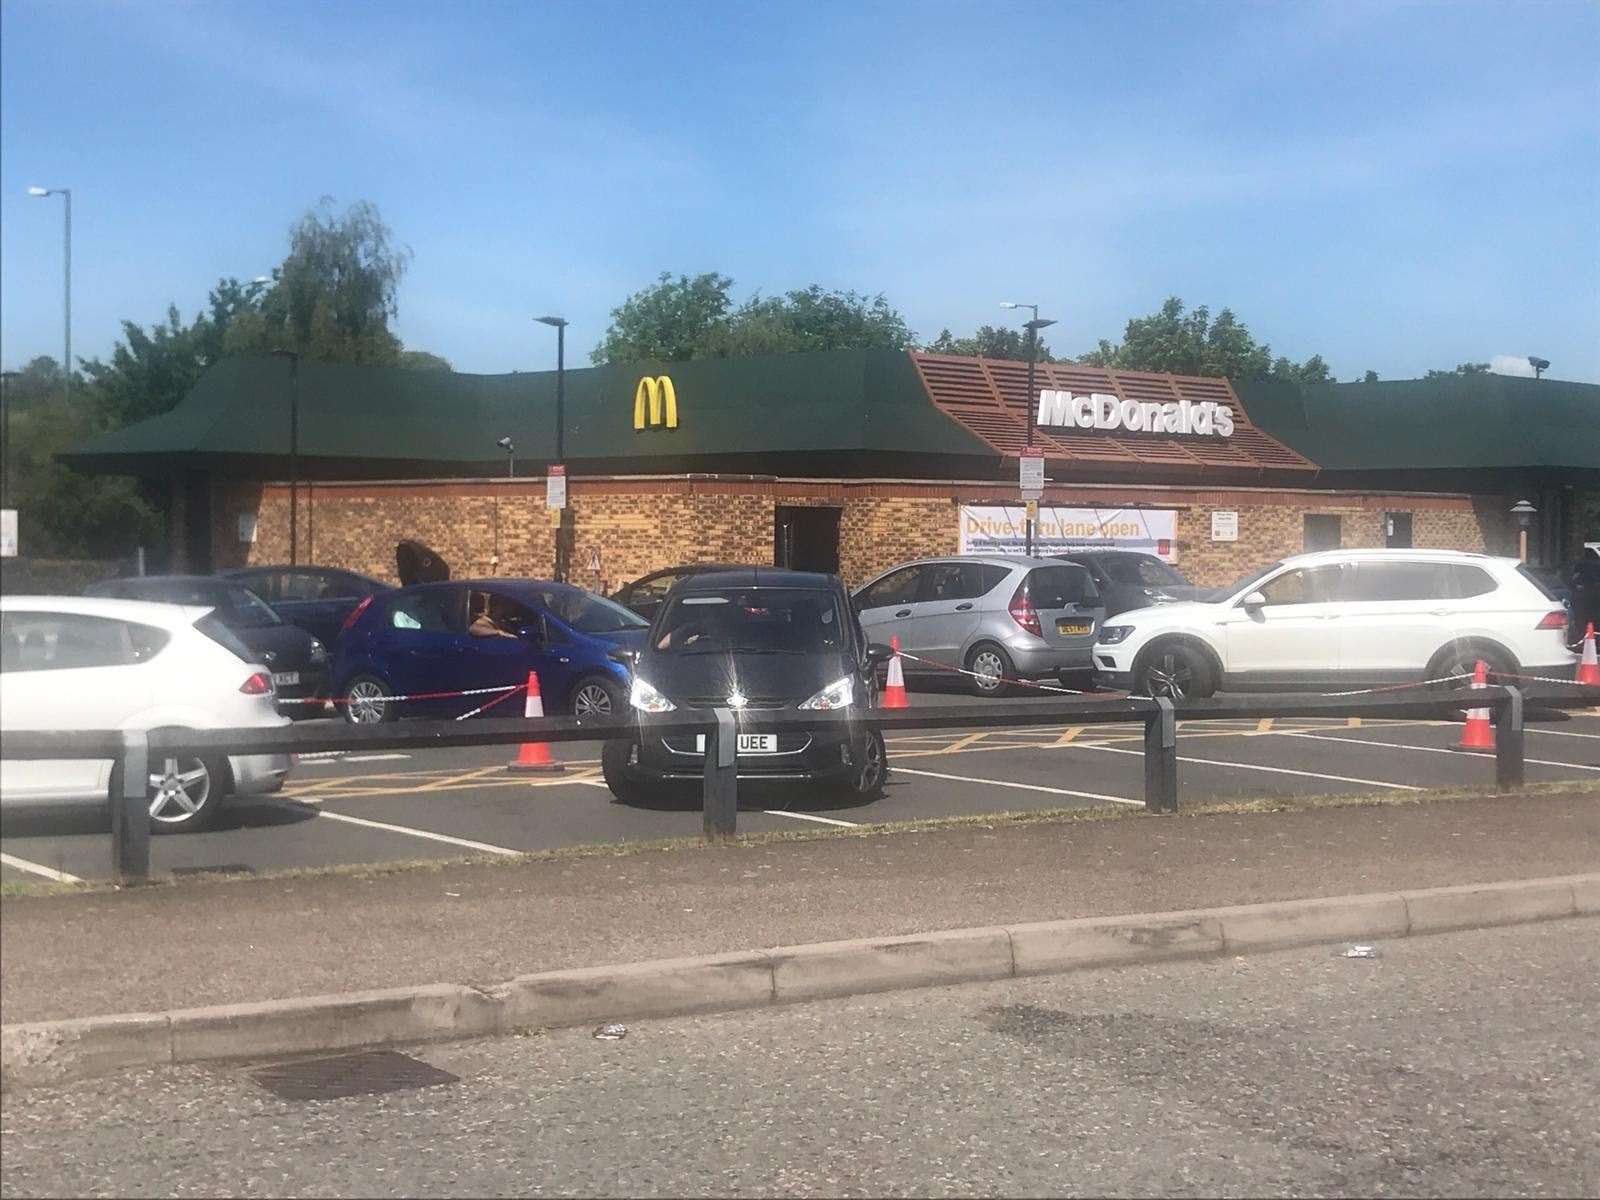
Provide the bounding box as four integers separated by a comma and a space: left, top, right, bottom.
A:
0, 612, 157, 802
378, 586, 471, 716
1335, 560, 1470, 679
914, 562, 1006, 666
455, 588, 542, 710
1219, 563, 1346, 684
852, 564, 933, 664
1023, 564, 1105, 663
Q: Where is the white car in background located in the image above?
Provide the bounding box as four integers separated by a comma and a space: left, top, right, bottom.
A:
0, 596, 294, 832
1091, 550, 1576, 698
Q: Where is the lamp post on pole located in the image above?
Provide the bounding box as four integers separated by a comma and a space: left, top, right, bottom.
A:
1510, 498, 1537, 564
27, 187, 71, 404
1000, 302, 1057, 555
535, 316, 569, 580
270, 350, 300, 565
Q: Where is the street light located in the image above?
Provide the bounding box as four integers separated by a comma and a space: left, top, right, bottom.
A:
27, 186, 71, 404
534, 316, 569, 580
1528, 356, 1550, 380
1510, 498, 1537, 564
270, 349, 301, 565
1001, 302, 1057, 555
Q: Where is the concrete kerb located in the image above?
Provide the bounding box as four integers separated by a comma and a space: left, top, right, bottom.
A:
4, 873, 1595, 1091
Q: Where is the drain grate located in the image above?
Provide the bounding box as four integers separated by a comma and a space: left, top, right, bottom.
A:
250, 1049, 459, 1101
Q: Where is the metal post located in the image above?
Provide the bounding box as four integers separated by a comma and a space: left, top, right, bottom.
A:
703, 708, 738, 838
1495, 687, 1524, 791
554, 321, 566, 582
1024, 322, 1037, 556
288, 353, 299, 566
63, 188, 72, 405
0, 371, 14, 510
1143, 697, 1178, 812
114, 730, 151, 883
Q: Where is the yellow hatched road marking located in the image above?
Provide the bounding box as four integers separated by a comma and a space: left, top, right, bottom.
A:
1256, 718, 1274, 733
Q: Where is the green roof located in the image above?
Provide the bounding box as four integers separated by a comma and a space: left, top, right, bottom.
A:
63, 350, 991, 478
1237, 374, 1600, 475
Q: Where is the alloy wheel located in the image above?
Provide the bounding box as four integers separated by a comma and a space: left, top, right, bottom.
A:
147, 757, 212, 824
347, 679, 389, 724
573, 682, 615, 719
1145, 653, 1192, 699
854, 733, 885, 794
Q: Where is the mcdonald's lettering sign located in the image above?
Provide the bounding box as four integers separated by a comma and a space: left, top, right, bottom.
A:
633, 375, 678, 430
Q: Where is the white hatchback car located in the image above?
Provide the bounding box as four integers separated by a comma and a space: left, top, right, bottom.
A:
0, 596, 294, 832
1091, 550, 1576, 698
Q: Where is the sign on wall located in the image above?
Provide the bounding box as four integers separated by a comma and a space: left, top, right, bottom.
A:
546, 465, 567, 510
1035, 390, 1235, 438
0, 509, 17, 558
237, 512, 258, 544
960, 506, 1177, 561
1210, 510, 1239, 542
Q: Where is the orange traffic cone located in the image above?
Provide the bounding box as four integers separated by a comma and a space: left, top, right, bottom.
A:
1455, 659, 1495, 754
881, 635, 909, 709
507, 671, 564, 773
1578, 623, 1600, 687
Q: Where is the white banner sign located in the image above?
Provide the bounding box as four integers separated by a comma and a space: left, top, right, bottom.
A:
0, 509, 16, 558
960, 505, 1177, 561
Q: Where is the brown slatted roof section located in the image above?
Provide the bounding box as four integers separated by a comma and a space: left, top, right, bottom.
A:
909, 352, 1315, 473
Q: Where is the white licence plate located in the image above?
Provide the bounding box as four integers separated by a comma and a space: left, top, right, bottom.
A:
693, 733, 779, 755
271, 671, 300, 687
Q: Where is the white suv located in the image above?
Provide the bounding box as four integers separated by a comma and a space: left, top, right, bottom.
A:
1091, 550, 1575, 698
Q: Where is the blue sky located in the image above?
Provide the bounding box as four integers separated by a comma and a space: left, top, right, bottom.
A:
3, 0, 1597, 382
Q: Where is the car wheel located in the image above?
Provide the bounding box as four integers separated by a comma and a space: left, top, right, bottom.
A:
601, 740, 658, 805
570, 675, 626, 721
109, 750, 226, 834
342, 675, 396, 725
1428, 643, 1515, 715
838, 730, 888, 800
1135, 642, 1215, 700
965, 643, 1015, 697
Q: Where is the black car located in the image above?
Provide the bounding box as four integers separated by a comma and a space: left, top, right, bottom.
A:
601, 568, 892, 803
83, 575, 329, 716
610, 563, 746, 624
221, 565, 392, 647
1050, 550, 1211, 618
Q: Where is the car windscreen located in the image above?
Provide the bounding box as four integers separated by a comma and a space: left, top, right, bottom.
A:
533, 586, 648, 634
1100, 555, 1186, 588
132, 583, 282, 627
653, 588, 845, 655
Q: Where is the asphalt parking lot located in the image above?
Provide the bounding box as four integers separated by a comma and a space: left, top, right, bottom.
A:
4, 683, 1598, 885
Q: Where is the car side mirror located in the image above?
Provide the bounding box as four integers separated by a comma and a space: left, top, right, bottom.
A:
608, 646, 640, 667
865, 642, 894, 665
1241, 590, 1268, 609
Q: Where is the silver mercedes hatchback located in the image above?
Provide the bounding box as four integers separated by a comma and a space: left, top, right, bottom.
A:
851, 556, 1105, 695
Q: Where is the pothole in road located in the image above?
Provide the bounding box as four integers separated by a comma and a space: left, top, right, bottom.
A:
250, 1049, 460, 1101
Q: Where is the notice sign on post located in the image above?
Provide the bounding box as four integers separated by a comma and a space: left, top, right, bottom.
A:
961, 505, 1177, 561
546, 465, 567, 510
1019, 449, 1044, 497
0, 509, 16, 558
1210, 510, 1239, 542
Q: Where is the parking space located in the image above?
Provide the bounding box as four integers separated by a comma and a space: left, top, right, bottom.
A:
4, 692, 1598, 885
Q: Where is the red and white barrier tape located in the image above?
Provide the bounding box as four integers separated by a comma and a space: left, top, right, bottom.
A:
894, 651, 1104, 696
277, 683, 521, 707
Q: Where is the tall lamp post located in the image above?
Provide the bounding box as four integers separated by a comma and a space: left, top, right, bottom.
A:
270, 350, 300, 565
1, 370, 17, 511
1000, 302, 1057, 555
26, 186, 71, 403
535, 316, 569, 580
1510, 498, 1537, 564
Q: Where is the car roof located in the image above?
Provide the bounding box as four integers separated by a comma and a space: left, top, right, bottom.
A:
677, 568, 840, 591
1051, 549, 1155, 560
638, 562, 747, 580
870, 555, 1083, 573
1280, 549, 1516, 568
0, 594, 211, 627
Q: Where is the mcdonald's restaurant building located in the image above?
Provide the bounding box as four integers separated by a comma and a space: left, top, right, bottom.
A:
64, 351, 1599, 592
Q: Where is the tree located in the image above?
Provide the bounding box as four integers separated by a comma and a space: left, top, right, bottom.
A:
1361, 370, 1380, 383
1424, 362, 1491, 378
591, 274, 916, 363
1079, 297, 1330, 384
925, 325, 1053, 361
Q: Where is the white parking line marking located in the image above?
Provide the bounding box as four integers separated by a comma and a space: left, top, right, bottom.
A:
1073, 743, 1425, 791
267, 800, 522, 856
892, 765, 1142, 807
1527, 726, 1600, 741
297, 753, 412, 767
762, 810, 860, 827
0, 852, 83, 883
1284, 731, 1600, 773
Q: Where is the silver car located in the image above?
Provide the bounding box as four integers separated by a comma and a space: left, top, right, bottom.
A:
852, 556, 1106, 695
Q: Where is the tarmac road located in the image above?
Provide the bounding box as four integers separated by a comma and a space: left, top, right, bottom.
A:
4, 683, 1598, 884
3, 917, 1595, 1198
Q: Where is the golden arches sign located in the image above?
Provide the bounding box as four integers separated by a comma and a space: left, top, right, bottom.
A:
633, 375, 678, 430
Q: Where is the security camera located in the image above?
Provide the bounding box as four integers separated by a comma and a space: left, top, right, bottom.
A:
496, 436, 513, 450
1527, 356, 1550, 379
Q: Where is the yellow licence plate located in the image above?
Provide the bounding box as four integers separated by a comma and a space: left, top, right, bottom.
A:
1056, 620, 1092, 636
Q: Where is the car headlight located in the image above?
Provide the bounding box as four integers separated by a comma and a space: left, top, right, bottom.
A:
308, 639, 328, 663
630, 677, 676, 713
1097, 625, 1134, 645
798, 676, 854, 710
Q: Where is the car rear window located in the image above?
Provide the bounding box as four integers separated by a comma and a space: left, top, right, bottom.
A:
654, 587, 844, 655
193, 613, 258, 663
1515, 563, 1560, 601
1025, 565, 1095, 608
1100, 555, 1185, 588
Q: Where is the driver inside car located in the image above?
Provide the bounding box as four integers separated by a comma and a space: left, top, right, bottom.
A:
469, 594, 521, 639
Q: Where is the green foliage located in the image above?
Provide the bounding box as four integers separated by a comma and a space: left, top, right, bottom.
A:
591, 273, 916, 364
925, 325, 1052, 362
1078, 297, 1330, 384
1424, 362, 1491, 378
1361, 370, 1380, 383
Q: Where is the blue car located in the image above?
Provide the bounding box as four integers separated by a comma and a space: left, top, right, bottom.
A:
332, 579, 648, 724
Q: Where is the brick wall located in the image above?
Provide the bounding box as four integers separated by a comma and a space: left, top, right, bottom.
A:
215, 477, 1514, 594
